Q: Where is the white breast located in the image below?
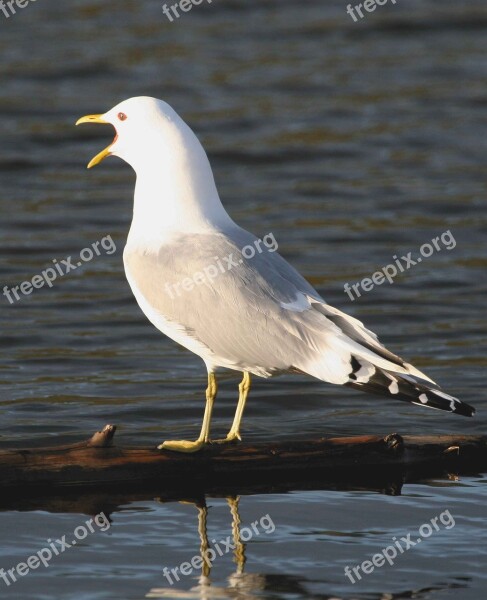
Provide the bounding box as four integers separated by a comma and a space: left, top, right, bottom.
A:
123, 248, 218, 370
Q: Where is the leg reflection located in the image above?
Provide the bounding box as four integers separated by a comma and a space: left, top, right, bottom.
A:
147, 496, 265, 599
227, 496, 246, 576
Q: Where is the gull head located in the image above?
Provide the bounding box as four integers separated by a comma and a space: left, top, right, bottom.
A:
76, 96, 197, 172
76, 97, 231, 233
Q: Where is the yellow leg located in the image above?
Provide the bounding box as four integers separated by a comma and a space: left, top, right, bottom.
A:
158, 372, 217, 453
215, 372, 251, 444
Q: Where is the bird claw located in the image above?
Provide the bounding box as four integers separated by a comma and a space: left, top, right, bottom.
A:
157, 439, 206, 453
211, 432, 241, 445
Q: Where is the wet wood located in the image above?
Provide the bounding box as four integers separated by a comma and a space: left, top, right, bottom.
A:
1, 425, 486, 495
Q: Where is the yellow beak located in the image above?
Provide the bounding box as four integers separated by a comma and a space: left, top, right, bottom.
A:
75, 114, 113, 169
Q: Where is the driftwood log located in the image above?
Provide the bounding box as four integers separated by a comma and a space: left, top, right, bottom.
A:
1, 426, 486, 506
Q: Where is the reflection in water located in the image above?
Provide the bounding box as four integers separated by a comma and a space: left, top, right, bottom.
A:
146, 496, 265, 600
147, 496, 301, 600
145, 497, 468, 600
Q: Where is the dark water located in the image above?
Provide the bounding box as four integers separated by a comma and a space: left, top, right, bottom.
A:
1, 0, 486, 598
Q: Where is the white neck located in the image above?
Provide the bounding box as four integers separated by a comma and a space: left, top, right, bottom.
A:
125, 122, 234, 248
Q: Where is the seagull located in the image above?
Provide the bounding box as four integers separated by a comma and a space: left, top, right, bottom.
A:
76, 97, 475, 453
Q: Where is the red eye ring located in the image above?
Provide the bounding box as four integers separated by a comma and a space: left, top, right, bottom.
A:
118, 112, 127, 121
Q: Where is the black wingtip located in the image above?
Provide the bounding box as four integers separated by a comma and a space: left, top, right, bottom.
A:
345, 361, 477, 418
454, 402, 476, 418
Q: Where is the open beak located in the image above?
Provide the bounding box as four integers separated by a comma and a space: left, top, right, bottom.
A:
75, 114, 115, 169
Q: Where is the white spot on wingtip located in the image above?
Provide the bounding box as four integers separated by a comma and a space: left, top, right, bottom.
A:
388, 380, 399, 394
419, 393, 429, 404
384, 373, 399, 394
355, 363, 375, 383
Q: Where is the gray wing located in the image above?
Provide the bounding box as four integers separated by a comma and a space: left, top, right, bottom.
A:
123, 225, 434, 384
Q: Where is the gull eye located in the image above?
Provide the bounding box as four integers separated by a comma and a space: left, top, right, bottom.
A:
118, 112, 127, 121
